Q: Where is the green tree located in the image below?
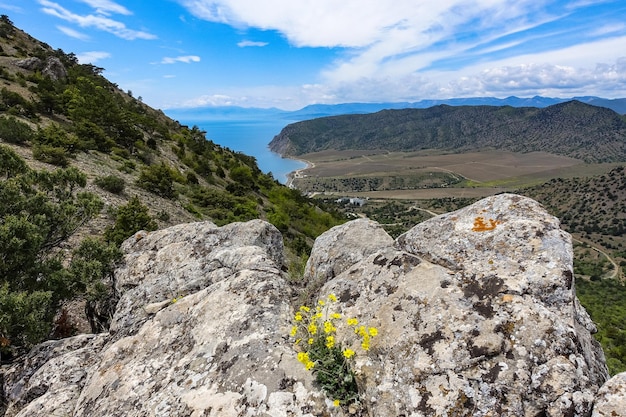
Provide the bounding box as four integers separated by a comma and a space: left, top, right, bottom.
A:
137, 162, 177, 199
0, 146, 104, 357
104, 196, 157, 245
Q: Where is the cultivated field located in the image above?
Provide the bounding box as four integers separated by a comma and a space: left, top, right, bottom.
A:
291, 149, 622, 198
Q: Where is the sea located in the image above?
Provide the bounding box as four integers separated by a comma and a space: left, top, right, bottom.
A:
175, 118, 306, 184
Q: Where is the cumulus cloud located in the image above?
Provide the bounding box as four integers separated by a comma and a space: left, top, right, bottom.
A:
237, 40, 268, 47
76, 51, 111, 64
38, 0, 156, 40
161, 55, 201, 64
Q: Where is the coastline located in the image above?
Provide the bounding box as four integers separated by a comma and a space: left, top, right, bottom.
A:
286, 159, 314, 189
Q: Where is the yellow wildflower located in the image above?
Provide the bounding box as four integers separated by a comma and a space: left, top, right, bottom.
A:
326, 335, 335, 349
297, 352, 309, 364
361, 340, 370, 351
324, 321, 336, 334
333, 399, 340, 407
330, 313, 342, 320
299, 305, 310, 312
308, 338, 314, 345
328, 294, 338, 302
343, 348, 355, 359
295, 338, 301, 345
347, 318, 359, 326
368, 327, 378, 337
357, 325, 367, 337
290, 326, 297, 337
294, 312, 303, 322
308, 322, 317, 335
305, 360, 315, 370
318, 299, 326, 306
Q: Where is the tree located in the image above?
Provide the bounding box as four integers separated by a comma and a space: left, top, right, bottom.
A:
0, 146, 104, 357
104, 196, 157, 245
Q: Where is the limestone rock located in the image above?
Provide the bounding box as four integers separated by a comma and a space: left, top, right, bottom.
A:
1, 334, 107, 417
315, 194, 608, 416
592, 372, 626, 416
15, 57, 67, 81
304, 218, 393, 283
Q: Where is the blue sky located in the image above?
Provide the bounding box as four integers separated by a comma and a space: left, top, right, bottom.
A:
3, 0, 626, 110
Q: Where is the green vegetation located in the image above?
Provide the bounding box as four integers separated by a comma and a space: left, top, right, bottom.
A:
271, 102, 626, 163
0, 145, 108, 358
104, 196, 158, 246
94, 174, 125, 194
290, 294, 377, 409
576, 278, 626, 375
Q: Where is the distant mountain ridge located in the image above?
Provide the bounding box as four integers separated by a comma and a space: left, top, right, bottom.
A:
268, 100, 626, 163
165, 95, 626, 122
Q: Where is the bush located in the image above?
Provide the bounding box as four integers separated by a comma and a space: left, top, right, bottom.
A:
32, 144, 69, 166
0, 116, 34, 144
137, 162, 176, 199
104, 196, 157, 245
95, 175, 125, 194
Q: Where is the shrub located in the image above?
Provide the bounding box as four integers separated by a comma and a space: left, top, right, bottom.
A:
94, 175, 125, 194
137, 162, 176, 199
0, 116, 34, 144
32, 144, 69, 166
104, 196, 157, 245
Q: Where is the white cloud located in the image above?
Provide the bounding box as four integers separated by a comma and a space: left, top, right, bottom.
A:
76, 0, 132, 16
237, 40, 268, 47
0, 2, 23, 13
76, 51, 111, 64
38, 0, 156, 40
173, 0, 626, 107
161, 55, 201, 64
57, 25, 90, 41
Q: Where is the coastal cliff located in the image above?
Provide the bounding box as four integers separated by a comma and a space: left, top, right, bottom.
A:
2, 194, 625, 416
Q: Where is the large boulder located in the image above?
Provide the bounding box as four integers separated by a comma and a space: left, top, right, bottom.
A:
314, 194, 608, 416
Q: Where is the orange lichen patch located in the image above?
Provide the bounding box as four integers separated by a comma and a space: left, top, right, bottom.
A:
502, 294, 514, 303
472, 216, 501, 232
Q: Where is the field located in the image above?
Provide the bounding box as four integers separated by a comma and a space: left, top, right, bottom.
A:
291, 149, 622, 199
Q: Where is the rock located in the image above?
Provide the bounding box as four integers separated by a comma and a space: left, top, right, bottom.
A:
14, 57, 42, 71
316, 194, 608, 416
14, 57, 67, 81
304, 218, 393, 283
1, 334, 107, 417
42, 57, 67, 81
592, 372, 626, 416
3, 220, 328, 417
0, 195, 620, 416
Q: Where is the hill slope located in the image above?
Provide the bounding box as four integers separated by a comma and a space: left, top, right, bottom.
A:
0, 16, 343, 358
269, 102, 626, 163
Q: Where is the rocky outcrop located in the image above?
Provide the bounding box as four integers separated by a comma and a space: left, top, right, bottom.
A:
0, 194, 621, 416
15, 56, 67, 81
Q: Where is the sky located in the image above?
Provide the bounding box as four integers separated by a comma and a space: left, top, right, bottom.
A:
3, 0, 626, 110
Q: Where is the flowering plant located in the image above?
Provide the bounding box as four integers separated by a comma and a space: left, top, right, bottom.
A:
290, 294, 377, 407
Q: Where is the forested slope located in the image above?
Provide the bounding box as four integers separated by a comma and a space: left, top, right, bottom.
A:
270, 102, 626, 162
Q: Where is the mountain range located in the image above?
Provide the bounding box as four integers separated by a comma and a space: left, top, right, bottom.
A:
165, 95, 626, 122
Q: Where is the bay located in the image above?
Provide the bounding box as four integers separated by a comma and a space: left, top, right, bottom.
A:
176, 118, 305, 184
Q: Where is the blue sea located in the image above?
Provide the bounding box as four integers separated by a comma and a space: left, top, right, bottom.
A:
177, 118, 306, 184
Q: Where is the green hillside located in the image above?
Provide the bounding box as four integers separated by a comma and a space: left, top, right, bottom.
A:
270, 102, 626, 163
0, 16, 343, 360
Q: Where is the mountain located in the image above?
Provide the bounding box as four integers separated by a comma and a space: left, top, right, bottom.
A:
269, 101, 626, 163
165, 95, 626, 123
